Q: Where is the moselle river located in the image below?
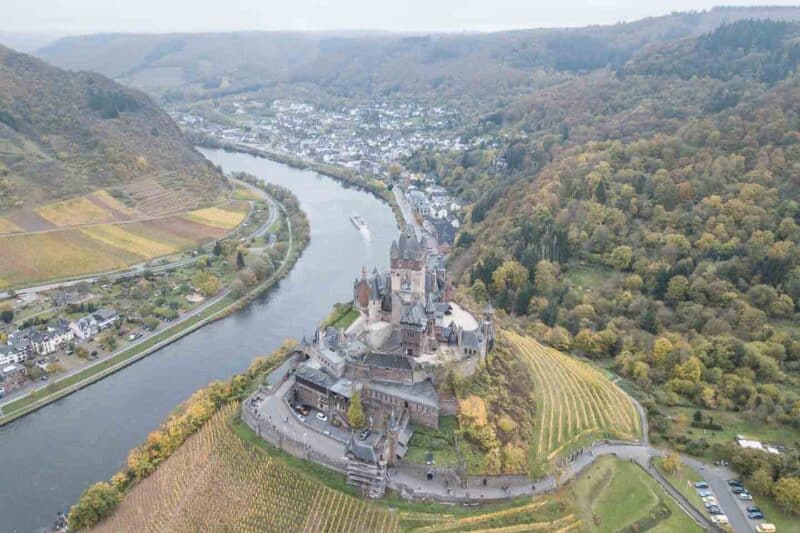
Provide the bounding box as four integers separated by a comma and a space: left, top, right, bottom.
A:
0, 148, 398, 532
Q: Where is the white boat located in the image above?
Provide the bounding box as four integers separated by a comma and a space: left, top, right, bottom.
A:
350, 214, 368, 231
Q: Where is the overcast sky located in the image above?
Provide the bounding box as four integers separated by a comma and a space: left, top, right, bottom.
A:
3, 0, 800, 34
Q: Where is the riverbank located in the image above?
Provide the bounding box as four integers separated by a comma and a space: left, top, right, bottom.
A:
0, 190, 309, 427
200, 139, 407, 230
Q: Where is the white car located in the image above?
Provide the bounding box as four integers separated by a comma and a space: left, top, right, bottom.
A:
710, 514, 728, 525
316, 412, 328, 422
737, 492, 753, 500
702, 496, 718, 506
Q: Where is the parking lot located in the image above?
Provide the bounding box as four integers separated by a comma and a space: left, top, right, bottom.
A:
693, 475, 774, 532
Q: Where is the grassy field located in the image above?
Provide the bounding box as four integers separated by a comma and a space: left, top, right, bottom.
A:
0, 200, 249, 289
0, 217, 21, 234
505, 330, 641, 470
35, 191, 136, 227
322, 304, 361, 331
574, 456, 702, 533
669, 406, 799, 453
233, 184, 264, 201
80, 224, 179, 257
653, 457, 706, 512
184, 203, 248, 229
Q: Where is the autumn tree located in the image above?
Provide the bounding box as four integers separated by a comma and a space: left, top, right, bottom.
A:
67, 482, 121, 530
347, 390, 366, 428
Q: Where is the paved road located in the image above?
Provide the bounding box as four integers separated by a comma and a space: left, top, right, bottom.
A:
251, 368, 753, 532
0, 185, 280, 412
392, 187, 421, 238
0, 289, 230, 411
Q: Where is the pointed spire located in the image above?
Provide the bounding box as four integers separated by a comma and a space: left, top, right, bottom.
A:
362, 265, 368, 279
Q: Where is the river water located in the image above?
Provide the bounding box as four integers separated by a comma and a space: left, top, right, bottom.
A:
0, 148, 398, 532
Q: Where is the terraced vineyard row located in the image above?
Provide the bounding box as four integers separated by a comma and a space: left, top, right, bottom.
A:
504, 330, 641, 466
92, 404, 398, 533
398, 499, 582, 533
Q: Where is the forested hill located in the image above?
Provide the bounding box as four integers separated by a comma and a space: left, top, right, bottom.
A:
0, 45, 224, 210
406, 20, 800, 466
34, 6, 800, 102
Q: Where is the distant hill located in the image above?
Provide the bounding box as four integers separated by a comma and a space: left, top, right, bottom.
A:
34, 6, 800, 101
0, 45, 225, 211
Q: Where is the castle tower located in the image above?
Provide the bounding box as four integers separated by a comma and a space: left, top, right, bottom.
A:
481, 303, 495, 356
390, 227, 428, 325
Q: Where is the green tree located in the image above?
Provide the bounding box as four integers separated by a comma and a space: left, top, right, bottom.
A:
347, 390, 366, 428
491, 259, 527, 293
533, 260, 557, 294
236, 250, 246, 270
67, 482, 121, 530
607, 245, 633, 271
0, 304, 13, 324
212, 241, 222, 256
773, 476, 800, 515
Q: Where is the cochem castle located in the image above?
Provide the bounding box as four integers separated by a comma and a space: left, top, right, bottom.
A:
275, 226, 494, 496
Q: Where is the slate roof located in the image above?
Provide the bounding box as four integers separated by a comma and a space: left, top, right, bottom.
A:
391, 227, 425, 261
346, 435, 379, 463
363, 353, 413, 370
294, 363, 337, 390
400, 302, 426, 327
368, 378, 439, 409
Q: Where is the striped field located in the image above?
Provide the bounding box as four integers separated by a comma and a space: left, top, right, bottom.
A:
94, 403, 583, 533
35, 191, 137, 227
93, 403, 399, 533
0, 200, 249, 288
504, 330, 641, 467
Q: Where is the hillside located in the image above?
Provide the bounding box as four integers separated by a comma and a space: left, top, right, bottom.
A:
0, 44, 225, 211
34, 6, 800, 102
415, 21, 800, 486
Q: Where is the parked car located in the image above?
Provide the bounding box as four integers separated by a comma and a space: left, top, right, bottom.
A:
707, 505, 723, 515
295, 405, 309, 416
316, 412, 328, 422
694, 481, 710, 489
728, 479, 744, 487
746, 506, 762, 514
756, 524, 776, 533
297, 415, 306, 423
710, 514, 728, 525
737, 492, 753, 500
358, 429, 371, 441
748, 511, 765, 520
698, 489, 714, 498
731, 486, 747, 494
702, 496, 718, 506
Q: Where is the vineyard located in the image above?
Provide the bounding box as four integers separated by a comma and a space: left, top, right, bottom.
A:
92, 403, 399, 533
92, 402, 591, 533
185, 203, 249, 229
35, 191, 136, 227
504, 330, 641, 467
0, 199, 248, 288
397, 500, 582, 532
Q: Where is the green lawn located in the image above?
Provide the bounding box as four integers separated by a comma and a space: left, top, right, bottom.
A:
574, 456, 702, 533
404, 415, 485, 473
670, 406, 799, 453
321, 304, 360, 330
653, 456, 706, 512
